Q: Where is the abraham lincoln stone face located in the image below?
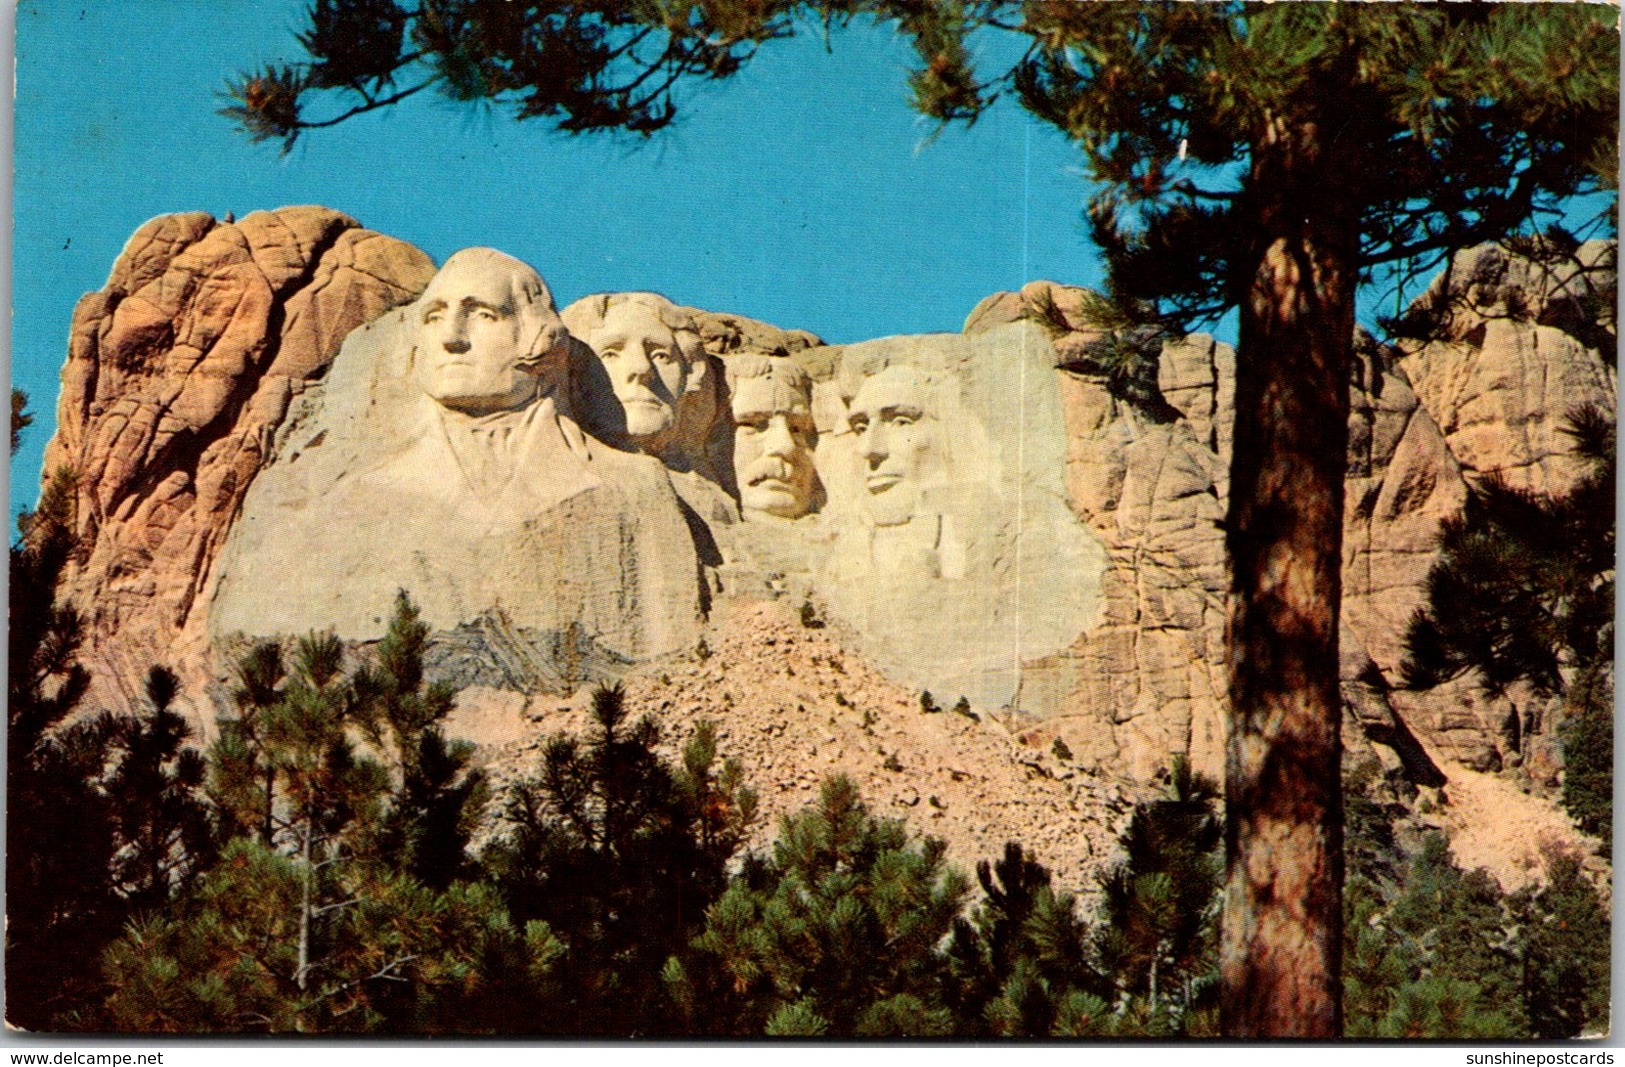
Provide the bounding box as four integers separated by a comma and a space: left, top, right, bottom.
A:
845, 363, 947, 528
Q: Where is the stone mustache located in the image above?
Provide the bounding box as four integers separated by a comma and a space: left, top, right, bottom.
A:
211, 249, 1109, 707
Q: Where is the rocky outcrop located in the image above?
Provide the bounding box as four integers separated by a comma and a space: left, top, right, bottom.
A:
964, 288, 1231, 780
957, 254, 1607, 782
1384, 241, 1617, 778
1396, 240, 1616, 495
472, 598, 1132, 896
43, 207, 435, 709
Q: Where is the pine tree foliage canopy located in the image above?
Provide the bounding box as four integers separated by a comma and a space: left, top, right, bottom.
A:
944, 841, 1102, 1036
98, 592, 512, 1032
1515, 850, 1612, 1040
354, 592, 485, 889
224, 0, 1001, 150
1091, 755, 1222, 1033
11, 388, 32, 456
1341, 815, 1611, 1040
942, 759, 1223, 1038
7, 463, 116, 1029
1402, 407, 1614, 851
481, 683, 757, 1035
102, 667, 219, 914
234, 3, 1616, 299
1402, 406, 1615, 699
1008, 4, 1618, 322
670, 774, 966, 1037
100, 838, 557, 1033
1556, 665, 1612, 855
7, 431, 217, 1026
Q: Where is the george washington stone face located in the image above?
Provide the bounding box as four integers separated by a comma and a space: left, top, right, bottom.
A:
412, 248, 566, 416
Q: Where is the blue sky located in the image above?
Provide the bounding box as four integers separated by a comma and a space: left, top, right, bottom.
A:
11, 1, 1110, 519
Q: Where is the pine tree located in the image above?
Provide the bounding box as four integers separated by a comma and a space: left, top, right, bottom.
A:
1404, 406, 1615, 849
1515, 849, 1611, 1039
6, 463, 119, 1030
11, 388, 32, 457
105, 594, 537, 1033
481, 684, 756, 1035
943, 841, 1107, 1037
1092, 756, 1223, 1034
1008, 8, 1617, 1035
102, 667, 219, 914
354, 591, 484, 889
670, 775, 964, 1037
211, 640, 287, 846
99, 837, 560, 1033
1404, 407, 1615, 699
1557, 664, 1613, 856
1341, 841, 1511, 1039
8, 463, 219, 1028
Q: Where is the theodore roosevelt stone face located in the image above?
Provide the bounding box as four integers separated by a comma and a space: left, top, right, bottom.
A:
845, 363, 947, 528
729, 355, 818, 519
413, 249, 562, 416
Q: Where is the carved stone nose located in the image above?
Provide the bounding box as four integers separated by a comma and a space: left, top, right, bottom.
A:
763, 420, 795, 455
623, 350, 652, 378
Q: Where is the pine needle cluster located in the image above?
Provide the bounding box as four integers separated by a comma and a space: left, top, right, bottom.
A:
1342, 808, 1610, 1039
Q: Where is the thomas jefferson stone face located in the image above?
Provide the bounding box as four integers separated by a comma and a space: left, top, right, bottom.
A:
731, 367, 817, 519
415, 255, 551, 416
846, 364, 945, 528
590, 301, 692, 446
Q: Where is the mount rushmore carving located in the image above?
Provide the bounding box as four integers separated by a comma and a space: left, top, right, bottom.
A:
210, 246, 1111, 707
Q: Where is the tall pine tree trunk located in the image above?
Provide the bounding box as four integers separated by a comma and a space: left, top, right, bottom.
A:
1220, 108, 1354, 1038
296, 819, 313, 1033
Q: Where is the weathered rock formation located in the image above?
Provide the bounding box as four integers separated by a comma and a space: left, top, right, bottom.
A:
43, 207, 435, 709
959, 250, 1614, 783
1398, 240, 1617, 495
472, 599, 1131, 895
1385, 240, 1617, 782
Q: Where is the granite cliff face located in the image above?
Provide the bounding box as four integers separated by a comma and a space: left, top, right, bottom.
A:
960, 242, 1615, 782
43, 207, 435, 709
34, 210, 1614, 882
